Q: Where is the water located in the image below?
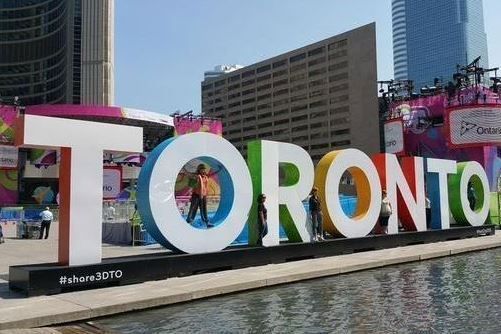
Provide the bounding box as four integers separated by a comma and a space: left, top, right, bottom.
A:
96, 249, 501, 333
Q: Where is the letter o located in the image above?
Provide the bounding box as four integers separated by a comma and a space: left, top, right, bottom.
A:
137, 133, 253, 253
315, 149, 382, 238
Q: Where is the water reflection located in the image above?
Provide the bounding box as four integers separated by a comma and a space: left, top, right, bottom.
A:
97, 249, 501, 333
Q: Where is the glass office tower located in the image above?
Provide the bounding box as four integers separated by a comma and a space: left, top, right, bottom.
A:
392, 0, 489, 90
0, 0, 114, 106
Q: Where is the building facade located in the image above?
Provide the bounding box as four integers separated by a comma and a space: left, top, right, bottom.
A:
0, 0, 114, 106
202, 23, 380, 162
392, 0, 489, 90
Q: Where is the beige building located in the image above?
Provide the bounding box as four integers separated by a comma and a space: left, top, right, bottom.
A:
201, 23, 380, 161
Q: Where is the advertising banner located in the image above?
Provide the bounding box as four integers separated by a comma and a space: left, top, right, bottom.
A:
0, 106, 17, 144
174, 117, 223, 136
384, 120, 404, 154
103, 167, 122, 199
447, 106, 501, 148
0, 145, 18, 168
30, 149, 57, 167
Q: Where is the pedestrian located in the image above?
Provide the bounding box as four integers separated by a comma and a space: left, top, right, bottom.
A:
186, 163, 214, 228
256, 194, 268, 246
379, 190, 392, 234
309, 187, 324, 241
39, 206, 53, 239
467, 181, 477, 211
425, 194, 431, 229
0, 224, 4, 244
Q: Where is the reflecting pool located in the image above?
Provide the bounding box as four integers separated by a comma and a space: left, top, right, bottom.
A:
96, 249, 501, 333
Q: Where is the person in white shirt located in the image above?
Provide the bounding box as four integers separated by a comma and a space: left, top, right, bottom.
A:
379, 190, 392, 234
39, 207, 53, 239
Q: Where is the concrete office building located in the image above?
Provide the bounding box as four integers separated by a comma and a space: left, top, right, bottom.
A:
392, 0, 489, 89
0, 0, 114, 106
202, 23, 380, 161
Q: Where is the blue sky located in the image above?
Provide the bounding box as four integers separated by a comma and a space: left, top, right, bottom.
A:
115, 0, 501, 115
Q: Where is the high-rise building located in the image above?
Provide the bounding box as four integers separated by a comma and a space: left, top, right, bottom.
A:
392, 0, 489, 90
0, 0, 114, 106
202, 23, 380, 162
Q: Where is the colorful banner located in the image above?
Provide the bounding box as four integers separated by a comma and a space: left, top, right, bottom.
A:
0, 169, 18, 205
0, 106, 17, 144
30, 149, 57, 167
0, 145, 18, 168
103, 167, 122, 199
174, 117, 222, 136
446, 105, 501, 148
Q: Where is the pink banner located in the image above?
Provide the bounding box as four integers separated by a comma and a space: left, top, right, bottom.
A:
0, 106, 17, 145
174, 118, 222, 136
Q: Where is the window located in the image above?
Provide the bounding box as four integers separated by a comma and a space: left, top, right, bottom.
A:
242, 70, 255, 78
311, 131, 328, 139
242, 88, 255, 96
332, 140, 351, 147
274, 79, 288, 87
291, 104, 307, 113
242, 79, 255, 87
310, 100, 327, 108
290, 73, 306, 82
274, 98, 289, 107
258, 93, 271, 101
274, 108, 289, 116
229, 129, 241, 135
292, 124, 308, 132
229, 101, 241, 108
310, 78, 327, 88
310, 89, 326, 98
229, 74, 240, 82
330, 95, 349, 104
310, 122, 323, 129
273, 88, 289, 97
274, 118, 289, 126
332, 128, 350, 136
331, 106, 349, 114
329, 72, 348, 82
291, 94, 307, 102
215, 79, 226, 87
243, 107, 255, 113
215, 106, 225, 112
228, 83, 240, 91
290, 83, 307, 93
274, 129, 289, 136
311, 110, 328, 119
328, 61, 348, 72
257, 64, 271, 73
273, 59, 287, 68
202, 83, 213, 91
242, 97, 256, 105
292, 115, 308, 122
257, 103, 271, 110
328, 49, 348, 60
244, 115, 256, 122
311, 143, 329, 150
257, 84, 272, 92
290, 63, 307, 73
290, 53, 306, 63
308, 46, 325, 57
228, 92, 241, 100
243, 126, 255, 131
229, 110, 241, 117
273, 69, 287, 78
258, 112, 272, 119
293, 135, 309, 142
328, 39, 347, 50
330, 83, 349, 94
257, 74, 272, 82
309, 67, 327, 77
330, 116, 350, 126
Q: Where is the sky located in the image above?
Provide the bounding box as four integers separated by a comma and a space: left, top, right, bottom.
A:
115, 0, 501, 115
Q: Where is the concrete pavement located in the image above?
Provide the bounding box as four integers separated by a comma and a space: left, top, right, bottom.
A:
1, 231, 501, 330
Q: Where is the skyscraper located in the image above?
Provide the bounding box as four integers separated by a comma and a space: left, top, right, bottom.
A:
0, 0, 114, 106
392, 0, 489, 90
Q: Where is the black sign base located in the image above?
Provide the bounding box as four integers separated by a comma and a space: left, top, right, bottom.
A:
9, 225, 495, 296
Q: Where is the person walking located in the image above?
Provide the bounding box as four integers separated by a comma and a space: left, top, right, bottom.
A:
186, 164, 213, 228
256, 194, 268, 246
309, 187, 324, 241
467, 181, 477, 211
0, 224, 4, 244
379, 190, 392, 234
39, 207, 53, 239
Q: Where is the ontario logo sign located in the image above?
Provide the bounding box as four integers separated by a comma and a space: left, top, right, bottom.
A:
17, 115, 492, 266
